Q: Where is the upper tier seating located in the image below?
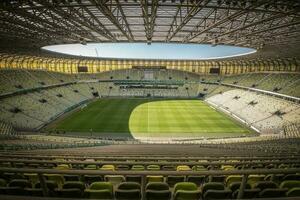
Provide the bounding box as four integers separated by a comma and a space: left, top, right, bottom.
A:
0, 69, 299, 132
206, 89, 300, 134
222, 72, 300, 97
0, 69, 299, 97
0, 69, 75, 95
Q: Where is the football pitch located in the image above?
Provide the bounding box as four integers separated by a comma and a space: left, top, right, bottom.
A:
48, 99, 253, 138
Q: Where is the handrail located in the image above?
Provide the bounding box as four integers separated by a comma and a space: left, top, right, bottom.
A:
0, 154, 300, 161
1, 158, 300, 166
0, 167, 299, 176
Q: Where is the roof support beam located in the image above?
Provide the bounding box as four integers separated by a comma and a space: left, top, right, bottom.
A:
165, 0, 211, 42
205, 12, 296, 44
139, 0, 159, 42
184, 0, 268, 42
90, 0, 134, 41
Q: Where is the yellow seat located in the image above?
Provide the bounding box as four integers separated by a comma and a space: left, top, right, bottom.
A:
84, 165, 98, 170
221, 165, 235, 171
192, 165, 207, 171
225, 175, 243, 186
177, 165, 191, 171
100, 165, 115, 171
146, 176, 164, 183
247, 175, 265, 187
55, 164, 71, 170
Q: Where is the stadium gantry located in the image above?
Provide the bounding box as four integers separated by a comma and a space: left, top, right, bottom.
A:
0, 0, 300, 200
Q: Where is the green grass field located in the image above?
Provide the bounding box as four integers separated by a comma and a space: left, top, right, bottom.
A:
48, 99, 253, 138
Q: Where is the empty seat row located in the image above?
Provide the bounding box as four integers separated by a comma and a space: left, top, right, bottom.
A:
1, 178, 300, 199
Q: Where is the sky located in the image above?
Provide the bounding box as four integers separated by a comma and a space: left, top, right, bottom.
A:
42, 43, 256, 60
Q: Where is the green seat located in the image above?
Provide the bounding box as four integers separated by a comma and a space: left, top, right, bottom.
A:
117, 182, 141, 190
209, 175, 226, 183
192, 165, 207, 171
0, 187, 6, 195
253, 181, 278, 190
146, 175, 164, 183
3, 173, 24, 180
201, 182, 224, 194
228, 182, 251, 193
116, 165, 130, 170
147, 165, 160, 171
131, 165, 145, 171
278, 164, 289, 169
63, 181, 85, 190
145, 182, 171, 200
225, 175, 242, 186
126, 175, 142, 184
175, 190, 202, 200
83, 175, 103, 185
167, 176, 185, 187
203, 189, 232, 200
9, 179, 32, 188
162, 165, 175, 171
45, 174, 65, 189
187, 176, 205, 186
63, 175, 80, 181
259, 188, 288, 198
105, 175, 125, 183
84, 164, 98, 170
115, 182, 141, 200
24, 173, 39, 186
0, 179, 7, 187
28, 163, 40, 168
0, 162, 11, 168
84, 182, 113, 199
56, 188, 83, 198
232, 188, 260, 199
264, 174, 285, 184
24, 188, 44, 196
283, 174, 300, 181
280, 180, 300, 190
287, 187, 300, 197
15, 163, 25, 168
4, 187, 25, 196
35, 180, 58, 191
105, 175, 125, 188
174, 182, 201, 200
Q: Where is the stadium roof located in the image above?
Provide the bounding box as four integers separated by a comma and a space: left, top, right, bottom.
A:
0, 0, 299, 59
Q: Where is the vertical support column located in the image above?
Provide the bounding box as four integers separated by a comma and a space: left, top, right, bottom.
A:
38, 173, 49, 197
237, 174, 248, 199
141, 174, 146, 200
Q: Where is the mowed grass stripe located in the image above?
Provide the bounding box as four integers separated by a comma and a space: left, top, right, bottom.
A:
49, 98, 254, 138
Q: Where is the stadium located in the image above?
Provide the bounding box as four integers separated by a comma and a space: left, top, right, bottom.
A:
0, 0, 299, 199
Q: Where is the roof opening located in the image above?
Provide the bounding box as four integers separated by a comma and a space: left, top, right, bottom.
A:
42, 43, 256, 60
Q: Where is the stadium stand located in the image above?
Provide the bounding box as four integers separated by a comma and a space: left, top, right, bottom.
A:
206, 89, 300, 134
0, 0, 299, 199
0, 145, 300, 199
0, 69, 299, 135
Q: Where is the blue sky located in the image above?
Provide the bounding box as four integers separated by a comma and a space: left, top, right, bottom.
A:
43, 43, 256, 60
